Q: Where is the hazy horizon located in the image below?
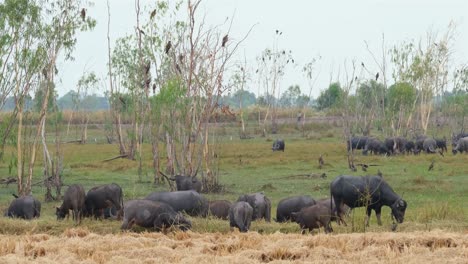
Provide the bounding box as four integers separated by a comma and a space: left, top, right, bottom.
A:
54, 0, 468, 98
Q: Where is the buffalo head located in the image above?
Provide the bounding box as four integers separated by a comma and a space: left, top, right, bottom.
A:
391, 199, 407, 224
56, 207, 67, 220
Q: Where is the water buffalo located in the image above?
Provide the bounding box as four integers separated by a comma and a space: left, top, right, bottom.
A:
121, 199, 191, 231
435, 138, 447, 153
404, 140, 417, 154
452, 132, 468, 147
272, 139, 285, 152
347, 136, 369, 152
363, 138, 390, 155
414, 135, 427, 153
208, 200, 232, 220
315, 198, 351, 224
170, 175, 202, 193
237, 192, 271, 222
275, 195, 316, 223
330, 175, 407, 228
145, 190, 208, 217
423, 138, 437, 153
452, 137, 468, 154
384, 137, 407, 154
56, 184, 85, 224
84, 183, 124, 219
229, 201, 253, 232
291, 204, 333, 234
5, 195, 41, 220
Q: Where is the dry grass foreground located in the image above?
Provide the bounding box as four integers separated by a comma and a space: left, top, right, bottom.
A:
0, 229, 467, 264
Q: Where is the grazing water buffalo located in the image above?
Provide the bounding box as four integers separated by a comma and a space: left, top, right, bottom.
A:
291, 204, 333, 234
452, 137, 468, 154
56, 184, 85, 224
452, 132, 468, 147
170, 175, 202, 193
5, 195, 41, 220
363, 138, 390, 155
315, 198, 351, 224
145, 190, 208, 217
423, 138, 437, 153
414, 135, 427, 153
208, 200, 232, 220
384, 137, 407, 154
347, 136, 369, 152
435, 138, 447, 153
229, 201, 253, 232
237, 192, 271, 222
84, 183, 124, 219
121, 200, 191, 231
330, 175, 407, 228
275, 195, 316, 223
272, 139, 285, 152
405, 140, 417, 154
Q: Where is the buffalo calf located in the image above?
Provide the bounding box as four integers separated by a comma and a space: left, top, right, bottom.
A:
291, 204, 333, 234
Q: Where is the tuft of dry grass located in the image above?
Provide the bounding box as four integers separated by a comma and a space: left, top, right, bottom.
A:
0, 230, 466, 263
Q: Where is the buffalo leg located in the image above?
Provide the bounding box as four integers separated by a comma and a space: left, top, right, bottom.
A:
365, 207, 372, 227
375, 207, 382, 226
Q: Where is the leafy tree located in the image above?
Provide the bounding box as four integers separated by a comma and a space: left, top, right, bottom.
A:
316, 82, 343, 110
279, 85, 301, 107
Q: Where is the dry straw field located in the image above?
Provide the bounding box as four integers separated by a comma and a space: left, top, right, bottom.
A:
0, 228, 467, 263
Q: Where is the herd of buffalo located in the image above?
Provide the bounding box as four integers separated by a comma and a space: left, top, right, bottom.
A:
3, 175, 407, 234
2, 132, 466, 234
347, 133, 468, 155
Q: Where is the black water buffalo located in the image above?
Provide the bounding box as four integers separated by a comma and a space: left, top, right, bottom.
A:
363, 138, 390, 155
347, 136, 369, 152
414, 135, 427, 153
452, 132, 468, 147
121, 200, 191, 231
229, 201, 253, 232
291, 204, 333, 234
405, 140, 417, 154
208, 200, 232, 220
84, 183, 124, 219
315, 198, 351, 224
272, 139, 285, 152
145, 190, 208, 217
452, 137, 468, 154
384, 137, 407, 154
5, 195, 41, 220
237, 192, 271, 222
56, 184, 85, 224
330, 175, 407, 227
423, 138, 437, 153
435, 138, 447, 153
275, 195, 316, 223
170, 175, 202, 193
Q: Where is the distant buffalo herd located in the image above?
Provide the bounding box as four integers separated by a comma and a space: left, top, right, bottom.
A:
3, 174, 407, 234
347, 133, 468, 155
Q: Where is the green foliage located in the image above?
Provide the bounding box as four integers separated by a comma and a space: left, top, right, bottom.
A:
316, 82, 343, 110
356, 80, 386, 109
221, 90, 256, 109
387, 82, 416, 113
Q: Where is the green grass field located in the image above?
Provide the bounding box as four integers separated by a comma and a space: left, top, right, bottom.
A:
0, 126, 467, 235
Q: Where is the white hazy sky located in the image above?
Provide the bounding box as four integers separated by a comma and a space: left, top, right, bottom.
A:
55, 0, 468, 98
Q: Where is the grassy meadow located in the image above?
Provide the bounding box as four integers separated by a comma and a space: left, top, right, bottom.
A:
0, 123, 467, 263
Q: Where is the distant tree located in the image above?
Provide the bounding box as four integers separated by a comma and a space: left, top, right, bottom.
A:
316, 82, 343, 110
386, 82, 417, 135
355, 80, 386, 135
279, 85, 301, 107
